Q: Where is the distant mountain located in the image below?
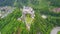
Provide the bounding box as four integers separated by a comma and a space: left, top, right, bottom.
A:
0, 0, 60, 8
0, 0, 48, 9
0, 0, 15, 6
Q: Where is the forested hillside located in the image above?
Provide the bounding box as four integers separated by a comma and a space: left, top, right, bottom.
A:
0, 0, 60, 34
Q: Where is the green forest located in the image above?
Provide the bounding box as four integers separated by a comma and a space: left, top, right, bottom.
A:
0, 0, 60, 34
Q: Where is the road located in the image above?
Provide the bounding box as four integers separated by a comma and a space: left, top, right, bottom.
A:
50, 27, 60, 34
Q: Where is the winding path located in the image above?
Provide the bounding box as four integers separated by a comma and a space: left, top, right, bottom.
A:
50, 27, 60, 34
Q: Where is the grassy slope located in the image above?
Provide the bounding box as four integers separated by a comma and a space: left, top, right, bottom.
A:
0, 0, 60, 34
0, 8, 60, 34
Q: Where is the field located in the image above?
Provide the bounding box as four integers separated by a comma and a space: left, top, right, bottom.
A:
0, 0, 60, 34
